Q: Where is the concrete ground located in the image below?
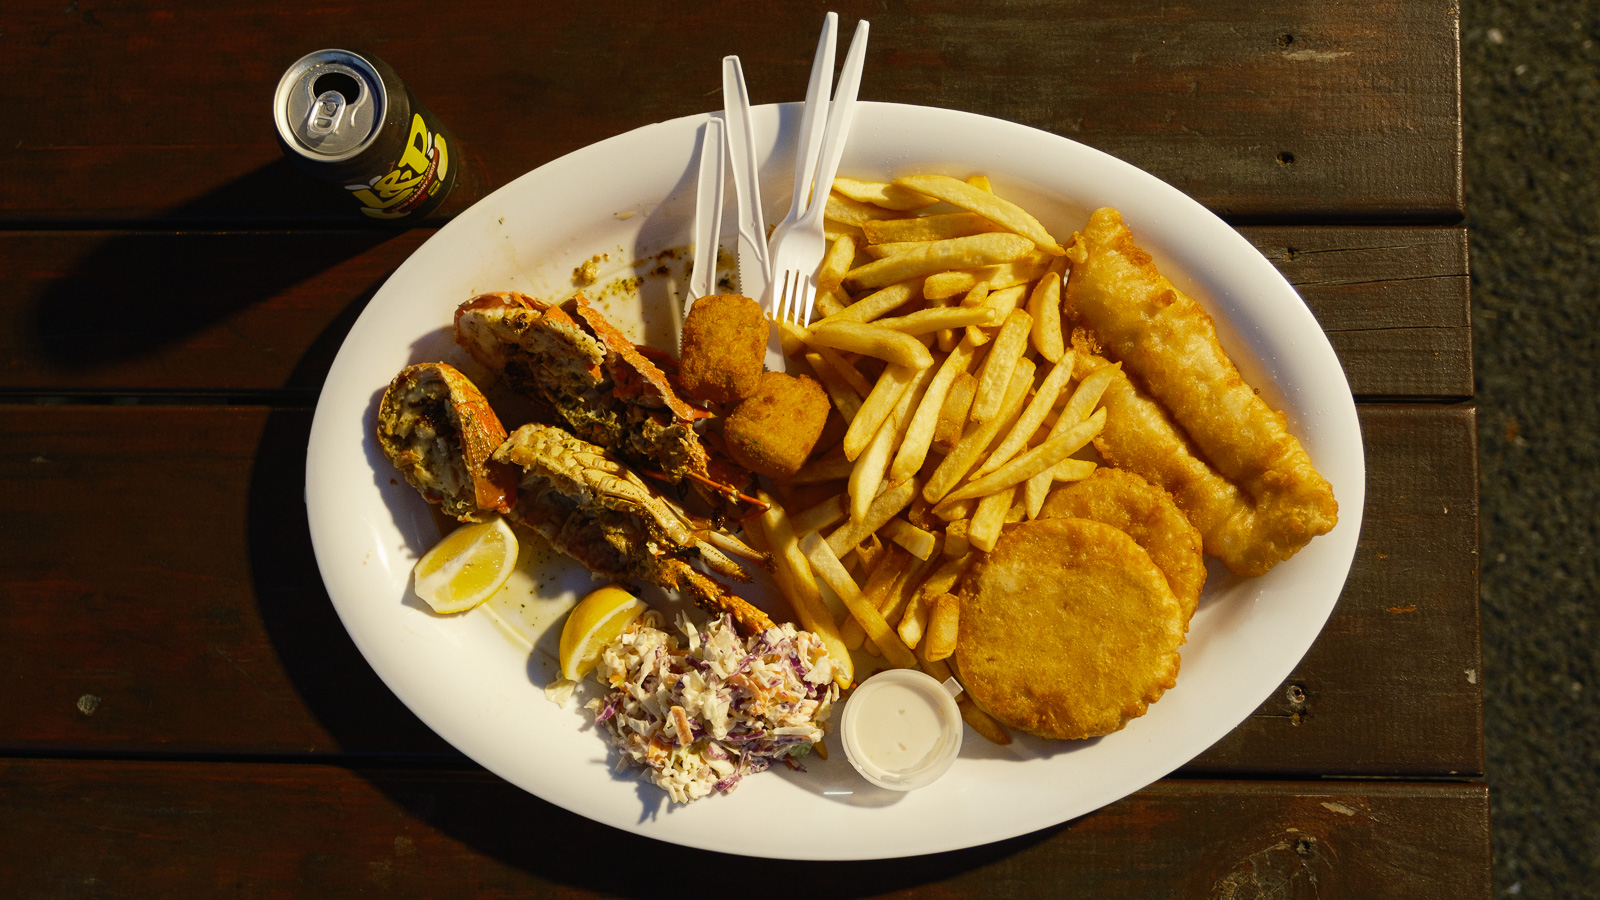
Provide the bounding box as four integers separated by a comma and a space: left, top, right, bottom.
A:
1462, 1, 1600, 895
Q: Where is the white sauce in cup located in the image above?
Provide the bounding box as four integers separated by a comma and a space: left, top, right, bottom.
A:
840, 669, 964, 791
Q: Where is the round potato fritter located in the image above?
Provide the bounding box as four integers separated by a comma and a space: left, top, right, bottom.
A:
679, 294, 769, 406
723, 371, 830, 479
1039, 467, 1206, 622
955, 517, 1186, 740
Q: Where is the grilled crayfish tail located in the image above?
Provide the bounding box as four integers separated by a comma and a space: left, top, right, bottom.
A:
376, 362, 516, 522
665, 562, 777, 635
493, 423, 775, 634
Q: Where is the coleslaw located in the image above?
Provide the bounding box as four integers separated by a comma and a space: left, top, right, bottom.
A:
587, 610, 840, 803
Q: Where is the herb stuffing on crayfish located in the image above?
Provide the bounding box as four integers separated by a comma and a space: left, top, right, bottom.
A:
453, 292, 761, 514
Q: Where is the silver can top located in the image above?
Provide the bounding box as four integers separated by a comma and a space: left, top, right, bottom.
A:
274, 49, 387, 161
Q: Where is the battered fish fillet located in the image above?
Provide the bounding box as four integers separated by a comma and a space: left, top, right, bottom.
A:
1039, 467, 1205, 622
955, 517, 1186, 740
1064, 208, 1338, 576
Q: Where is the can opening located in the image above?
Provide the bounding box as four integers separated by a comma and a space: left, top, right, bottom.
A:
312, 71, 362, 105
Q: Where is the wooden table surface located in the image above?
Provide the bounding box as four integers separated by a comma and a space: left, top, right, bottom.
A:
0, 1, 1485, 896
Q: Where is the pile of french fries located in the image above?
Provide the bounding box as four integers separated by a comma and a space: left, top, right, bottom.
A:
745, 174, 1121, 746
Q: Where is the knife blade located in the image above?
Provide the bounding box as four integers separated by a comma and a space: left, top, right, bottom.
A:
721, 55, 769, 306
687, 115, 726, 310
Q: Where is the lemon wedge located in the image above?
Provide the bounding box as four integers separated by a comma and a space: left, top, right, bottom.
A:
559, 585, 648, 681
412, 517, 520, 614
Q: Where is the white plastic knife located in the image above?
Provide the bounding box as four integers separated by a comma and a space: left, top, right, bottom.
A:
721, 56, 770, 308
686, 115, 726, 311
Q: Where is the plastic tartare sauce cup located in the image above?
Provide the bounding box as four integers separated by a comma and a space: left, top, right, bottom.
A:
840, 668, 964, 791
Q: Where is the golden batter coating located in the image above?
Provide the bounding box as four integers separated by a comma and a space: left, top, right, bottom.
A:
1064, 208, 1337, 575
1040, 467, 1206, 623
679, 293, 770, 406
723, 372, 830, 479
954, 517, 1186, 740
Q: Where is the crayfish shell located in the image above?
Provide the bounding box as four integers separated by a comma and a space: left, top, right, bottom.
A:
376, 362, 517, 522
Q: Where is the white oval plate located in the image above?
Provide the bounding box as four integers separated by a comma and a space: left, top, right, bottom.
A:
306, 102, 1364, 860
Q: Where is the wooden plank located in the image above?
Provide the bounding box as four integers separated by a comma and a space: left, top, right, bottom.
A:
0, 0, 1460, 225
0, 404, 1479, 775
0, 226, 1469, 399
0, 759, 1491, 898
1241, 226, 1473, 399
1190, 405, 1482, 776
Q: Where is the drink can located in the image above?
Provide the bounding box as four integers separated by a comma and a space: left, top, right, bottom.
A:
274, 49, 457, 222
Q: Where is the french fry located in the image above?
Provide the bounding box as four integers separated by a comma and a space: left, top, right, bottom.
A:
924, 357, 1034, 502
824, 222, 867, 243
843, 233, 1037, 292
897, 592, 928, 648
1018, 357, 1114, 498
756, 492, 852, 685
944, 408, 1107, 502
933, 497, 976, 521
1023, 467, 1053, 519
872, 305, 997, 335
814, 280, 920, 326
932, 371, 979, 454
1027, 271, 1065, 363
888, 338, 976, 484
849, 365, 932, 523
968, 310, 1035, 423
1051, 458, 1098, 482
841, 546, 919, 649
813, 289, 848, 319
832, 177, 938, 211
957, 281, 993, 346
924, 593, 959, 661
825, 477, 919, 558
1060, 360, 1119, 426
863, 212, 1007, 244
968, 484, 1016, 552
975, 354, 1075, 476
791, 493, 847, 537
966, 284, 1028, 347
882, 517, 938, 560
801, 531, 919, 669
965, 174, 993, 192
892, 174, 1065, 255
943, 519, 971, 557
864, 240, 932, 259
809, 341, 876, 397
825, 190, 911, 227
854, 532, 886, 571
803, 352, 864, 424
913, 552, 972, 602
843, 363, 917, 461
808, 322, 934, 370
788, 447, 853, 484
958, 696, 1013, 745
921, 254, 1053, 300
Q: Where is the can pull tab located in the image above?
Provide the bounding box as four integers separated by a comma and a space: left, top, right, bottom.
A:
305, 91, 347, 136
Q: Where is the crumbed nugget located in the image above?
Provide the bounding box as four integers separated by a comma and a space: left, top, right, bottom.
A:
680, 293, 769, 405
955, 517, 1185, 740
1040, 467, 1206, 622
723, 372, 830, 479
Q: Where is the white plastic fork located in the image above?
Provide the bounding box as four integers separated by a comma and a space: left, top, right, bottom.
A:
766, 18, 869, 329
762, 12, 837, 317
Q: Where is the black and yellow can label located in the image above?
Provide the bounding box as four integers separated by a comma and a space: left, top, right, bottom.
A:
345, 114, 450, 220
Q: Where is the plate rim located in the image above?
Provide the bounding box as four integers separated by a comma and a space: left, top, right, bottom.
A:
305, 100, 1365, 860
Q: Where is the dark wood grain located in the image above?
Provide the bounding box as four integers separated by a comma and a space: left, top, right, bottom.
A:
0, 226, 1469, 400
1193, 405, 1482, 776
0, 0, 1460, 226
0, 759, 1490, 899
0, 403, 1478, 775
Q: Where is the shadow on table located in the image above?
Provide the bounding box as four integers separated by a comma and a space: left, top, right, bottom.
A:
240, 128, 1062, 888
28, 157, 483, 382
